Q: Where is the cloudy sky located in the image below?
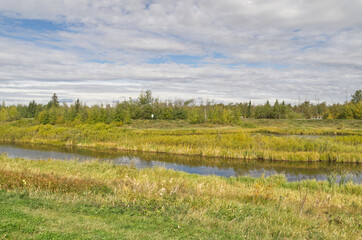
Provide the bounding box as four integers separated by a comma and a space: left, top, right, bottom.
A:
0, 0, 361, 105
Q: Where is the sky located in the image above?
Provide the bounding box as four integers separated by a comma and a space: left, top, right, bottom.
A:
0, 0, 361, 105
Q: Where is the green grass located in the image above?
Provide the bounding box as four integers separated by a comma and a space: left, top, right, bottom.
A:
124, 119, 362, 132
1, 191, 226, 240
1, 191, 216, 240
0, 119, 361, 162
0, 155, 361, 239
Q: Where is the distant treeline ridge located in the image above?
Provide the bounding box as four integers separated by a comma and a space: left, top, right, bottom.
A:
0, 90, 361, 124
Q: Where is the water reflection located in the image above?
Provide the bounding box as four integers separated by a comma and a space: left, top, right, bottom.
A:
0, 143, 360, 183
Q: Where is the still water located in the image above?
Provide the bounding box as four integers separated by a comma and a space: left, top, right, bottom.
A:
0, 143, 360, 183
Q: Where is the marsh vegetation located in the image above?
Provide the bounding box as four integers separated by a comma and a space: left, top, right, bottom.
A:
0, 119, 360, 162
0, 143, 361, 183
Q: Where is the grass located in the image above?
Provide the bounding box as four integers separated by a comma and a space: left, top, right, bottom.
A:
0, 119, 361, 162
124, 119, 362, 132
1, 192, 208, 239
0, 154, 361, 239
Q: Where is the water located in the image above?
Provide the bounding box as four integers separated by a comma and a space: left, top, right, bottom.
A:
0, 143, 360, 183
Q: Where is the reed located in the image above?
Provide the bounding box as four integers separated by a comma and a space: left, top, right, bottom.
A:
0, 121, 361, 162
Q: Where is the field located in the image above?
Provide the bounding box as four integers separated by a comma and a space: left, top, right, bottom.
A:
0, 154, 361, 239
0, 119, 361, 162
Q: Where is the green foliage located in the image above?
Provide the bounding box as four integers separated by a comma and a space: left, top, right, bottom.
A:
187, 107, 202, 124
26, 100, 38, 118
208, 105, 222, 124
8, 106, 19, 121
37, 110, 49, 124
298, 101, 313, 119
138, 89, 153, 105
222, 108, 234, 124
343, 102, 361, 119
351, 89, 361, 103
47, 93, 60, 108
1, 90, 362, 127
0, 108, 8, 122
247, 101, 252, 118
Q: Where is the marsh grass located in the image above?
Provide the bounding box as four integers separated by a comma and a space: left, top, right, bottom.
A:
0, 120, 361, 162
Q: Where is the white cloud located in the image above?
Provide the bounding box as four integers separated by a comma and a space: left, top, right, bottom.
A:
0, 0, 361, 104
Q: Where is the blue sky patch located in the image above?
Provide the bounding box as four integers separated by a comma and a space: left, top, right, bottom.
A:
225, 62, 288, 70
0, 16, 66, 33
144, 0, 152, 10
299, 40, 326, 52
147, 54, 205, 65
213, 52, 226, 59
86, 59, 114, 64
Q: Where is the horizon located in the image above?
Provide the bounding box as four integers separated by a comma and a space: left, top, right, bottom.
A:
1, 90, 357, 107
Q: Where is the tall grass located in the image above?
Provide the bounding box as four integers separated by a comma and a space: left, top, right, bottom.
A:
0, 155, 361, 239
0, 121, 361, 162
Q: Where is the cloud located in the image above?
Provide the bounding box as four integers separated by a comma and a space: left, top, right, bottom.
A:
0, 0, 361, 105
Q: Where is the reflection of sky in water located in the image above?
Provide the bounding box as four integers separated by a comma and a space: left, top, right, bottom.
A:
0, 144, 360, 183
0, 145, 96, 161
111, 157, 285, 179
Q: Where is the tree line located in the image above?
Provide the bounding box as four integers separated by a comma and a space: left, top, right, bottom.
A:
0, 90, 361, 124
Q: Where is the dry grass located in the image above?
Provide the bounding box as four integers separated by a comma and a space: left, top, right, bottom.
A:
1, 154, 361, 239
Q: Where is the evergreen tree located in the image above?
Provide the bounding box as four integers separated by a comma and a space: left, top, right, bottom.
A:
75, 99, 81, 113
48, 93, 60, 108
247, 101, 252, 118
264, 100, 273, 118
27, 100, 37, 118
280, 101, 286, 119
273, 100, 280, 119
351, 90, 361, 103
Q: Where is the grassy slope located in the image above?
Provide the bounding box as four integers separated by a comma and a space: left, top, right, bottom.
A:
0, 119, 361, 162
0, 155, 361, 239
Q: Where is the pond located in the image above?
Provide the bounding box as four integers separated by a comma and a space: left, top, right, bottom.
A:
0, 143, 360, 183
